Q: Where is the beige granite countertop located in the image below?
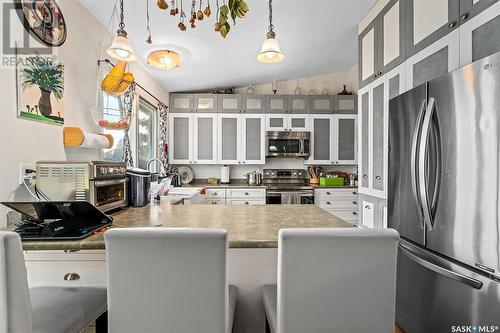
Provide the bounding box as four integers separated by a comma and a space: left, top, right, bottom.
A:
184, 179, 267, 188
19, 202, 354, 251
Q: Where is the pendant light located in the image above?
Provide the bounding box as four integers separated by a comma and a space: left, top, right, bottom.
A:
106, 0, 137, 62
257, 0, 284, 64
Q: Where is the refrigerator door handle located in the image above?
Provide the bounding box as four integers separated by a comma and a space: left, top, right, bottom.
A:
410, 100, 427, 225
400, 243, 483, 290
419, 97, 439, 231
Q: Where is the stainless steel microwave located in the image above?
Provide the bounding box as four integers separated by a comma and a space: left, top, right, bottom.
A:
265, 131, 310, 158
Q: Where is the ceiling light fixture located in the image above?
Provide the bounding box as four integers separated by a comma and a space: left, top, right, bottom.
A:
147, 50, 181, 70
106, 0, 137, 62
257, 0, 284, 64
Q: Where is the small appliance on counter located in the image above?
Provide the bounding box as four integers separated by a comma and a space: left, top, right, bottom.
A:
221, 165, 230, 184
126, 167, 151, 207
36, 161, 128, 213
246, 171, 262, 186
1, 201, 112, 240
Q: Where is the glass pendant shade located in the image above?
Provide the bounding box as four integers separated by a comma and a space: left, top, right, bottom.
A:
257, 32, 284, 64
106, 29, 137, 62
147, 50, 181, 70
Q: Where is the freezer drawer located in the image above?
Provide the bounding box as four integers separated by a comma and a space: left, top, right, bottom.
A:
396, 240, 500, 333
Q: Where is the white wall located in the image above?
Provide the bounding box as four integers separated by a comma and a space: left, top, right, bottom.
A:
0, 0, 168, 226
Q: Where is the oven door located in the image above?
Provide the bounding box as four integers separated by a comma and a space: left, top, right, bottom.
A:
90, 178, 128, 212
266, 190, 314, 204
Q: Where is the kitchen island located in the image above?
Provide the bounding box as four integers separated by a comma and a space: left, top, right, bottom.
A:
20, 202, 354, 333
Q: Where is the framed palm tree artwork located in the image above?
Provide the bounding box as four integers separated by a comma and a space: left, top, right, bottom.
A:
17, 56, 64, 125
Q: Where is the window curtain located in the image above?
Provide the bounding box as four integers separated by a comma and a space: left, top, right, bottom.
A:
158, 102, 169, 167
122, 83, 136, 167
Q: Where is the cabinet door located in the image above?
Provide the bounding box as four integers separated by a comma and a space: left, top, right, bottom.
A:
193, 114, 217, 164
359, 89, 370, 190
380, 0, 406, 73
170, 94, 193, 113
406, 0, 460, 57
193, 94, 218, 113
309, 96, 334, 114
460, 0, 499, 23
359, 22, 378, 87
242, 95, 266, 114
405, 29, 460, 89
242, 115, 265, 164
372, 82, 385, 193
334, 115, 357, 164
307, 116, 333, 164
266, 114, 287, 131
334, 95, 358, 114
218, 115, 241, 164
459, 2, 500, 66
361, 200, 375, 228
288, 95, 310, 114
169, 114, 192, 164
288, 115, 310, 131
218, 94, 241, 114
266, 95, 288, 114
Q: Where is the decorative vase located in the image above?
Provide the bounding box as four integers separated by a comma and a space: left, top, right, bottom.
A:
38, 88, 52, 116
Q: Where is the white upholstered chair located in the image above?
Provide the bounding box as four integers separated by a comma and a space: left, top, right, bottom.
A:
104, 228, 237, 333
262, 228, 400, 333
0, 231, 107, 333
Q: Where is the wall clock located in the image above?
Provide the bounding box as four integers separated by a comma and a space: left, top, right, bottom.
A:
17, 0, 67, 47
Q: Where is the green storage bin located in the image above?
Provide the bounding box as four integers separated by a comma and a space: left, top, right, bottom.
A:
320, 177, 345, 186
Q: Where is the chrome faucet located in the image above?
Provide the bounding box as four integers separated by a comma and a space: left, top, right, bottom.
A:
147, 158, 166, 177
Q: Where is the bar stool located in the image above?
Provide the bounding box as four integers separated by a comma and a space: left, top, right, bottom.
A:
0, 231, 107, 333
104, 228, 237, 333
262, 228, 400, 333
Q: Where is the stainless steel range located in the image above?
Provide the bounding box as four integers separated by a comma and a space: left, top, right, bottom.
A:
263, 169, 314, 204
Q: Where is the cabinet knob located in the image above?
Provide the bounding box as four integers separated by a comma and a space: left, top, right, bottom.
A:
365, 205, 371, 210
245, 192, 249, 195
211, 202, 217, 205
363, 174, 368, 178
211, 192, 217, 196
448, 21, 456, 28
375, 175, 382, 180
245, 202, 249, 205
353, 201, 357, 204
326, 192, 331, 195
460, 13, 469, 21
352, 212, 357, 215
326, 201, 331, 205
64, 272, 80, 281
352, 191, 357, 195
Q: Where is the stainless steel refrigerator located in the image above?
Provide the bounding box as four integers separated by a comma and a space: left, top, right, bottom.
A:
388, 53, 500, 332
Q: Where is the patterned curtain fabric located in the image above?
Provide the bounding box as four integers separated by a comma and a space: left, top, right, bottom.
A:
122, 83, 136, 167
158, 102, 169, 168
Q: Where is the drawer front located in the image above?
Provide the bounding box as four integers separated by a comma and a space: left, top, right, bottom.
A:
323, 209, 359, 223
206, 199, 226, 205
25, 260, 106, 287
315, 189, 358, 202
227, 199, 266, 205
227, 188, 266, 199
205, 188, 227, 198
318, 200, 358, 210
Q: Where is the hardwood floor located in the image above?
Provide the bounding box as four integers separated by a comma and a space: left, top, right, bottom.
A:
395, 326, 405, 333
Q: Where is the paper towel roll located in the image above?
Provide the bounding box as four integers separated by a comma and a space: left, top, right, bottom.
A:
63, 127, 113, 149
81, 132, 111, 149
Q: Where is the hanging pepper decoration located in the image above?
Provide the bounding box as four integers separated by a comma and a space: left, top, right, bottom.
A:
146, 0, 152, 43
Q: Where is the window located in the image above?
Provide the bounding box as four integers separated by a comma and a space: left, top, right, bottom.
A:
102, 92, 158, 169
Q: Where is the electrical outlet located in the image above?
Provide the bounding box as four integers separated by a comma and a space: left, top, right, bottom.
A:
19, 163, 35, 184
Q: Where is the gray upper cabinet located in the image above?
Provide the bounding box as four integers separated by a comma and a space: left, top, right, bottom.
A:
170, 94, 193, 113
288, 95, 310, 114
359, 0, 405, 88
218, 94, 241, 113
194, 94, 218, 113
334, 95, 358, 114
266, 95, 288, 114
459, 0, 499, 23
309, 96, 334, 114
242, 95, 266, 114
405, 0, 460, 57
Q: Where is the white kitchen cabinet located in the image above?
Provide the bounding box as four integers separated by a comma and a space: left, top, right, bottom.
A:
193, 114, 218, 164
405, 29, 460, 89
362, 200, 375, 228
405, 0, 459, 57
358, 64, 405, 199
307, 115, 357, 165
170, 114, 218, 165
218, 114, 265, 165
204, 187, 266, 205
459, 1, 500, 66
314, 188, 359, 224
169, 114, 193, 164
266, 114, 310, 132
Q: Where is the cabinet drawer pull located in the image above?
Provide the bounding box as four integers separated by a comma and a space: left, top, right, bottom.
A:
352, 212, 357, 215
64, 272, 80, 281
211, 202, 218, 205
365, 205, 371, 209
245, 202, 250, 205
353, 201, 357, 204
211, 192, 217, 196
375, 175, 382, 180
448, 21, 456, 28
460, 14, 468, 21
352, 191, 357, 195
363, 175, 368, 178
326, 202, 331, 205
245, 192, 249, 195
326, 192, 331, 195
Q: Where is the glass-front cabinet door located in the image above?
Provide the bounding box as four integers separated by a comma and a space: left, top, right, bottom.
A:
288, 96, 310, 114
334, 115, 357, 164
288, 115, 310, 131
306, 115, 333, 164
218, 115, 241, 164
170, 94, 193, 113
242, 95, 266, 113
266, 95, 288, 114
169, 114, 193, 164
309, 96, 334, 114
242, 115, 265, 164
194, 94, 218, 113
218, 94, 241, 113
193, 114, 218, 164
266, 114, 287, 131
